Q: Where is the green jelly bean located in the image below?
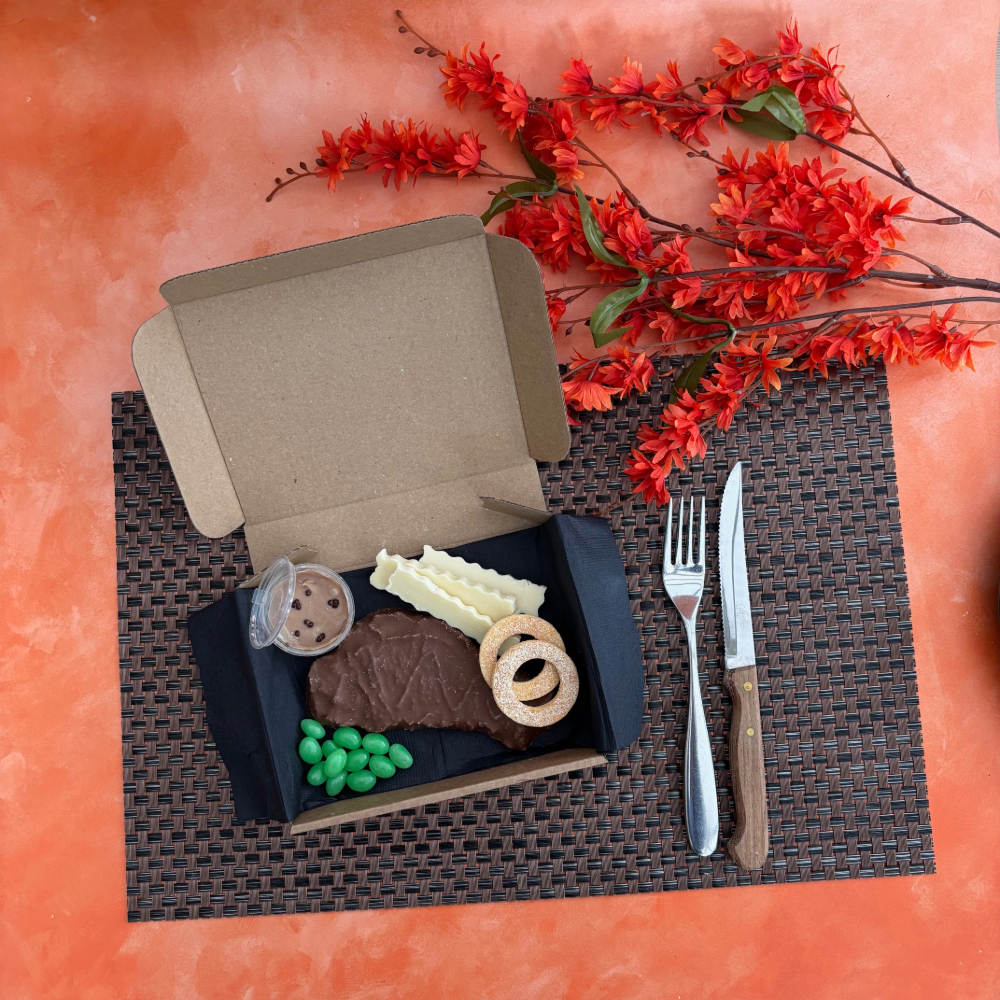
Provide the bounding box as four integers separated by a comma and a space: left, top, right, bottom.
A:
369, 755, 396, 779
321, 740, 338, 758
347, 769, 376, 793
325, 771, 347, 797
361, 733, 390, 755
333, 727, 362, 750
300, 719, 325, 740
306, 762, 327, 786
345, 749, 370, 772
388, 744, 414, 769
298, 736, 322, 764
323, 747, 347, 778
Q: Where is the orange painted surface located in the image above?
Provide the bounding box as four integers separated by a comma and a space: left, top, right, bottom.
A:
2, 2, 1000, 998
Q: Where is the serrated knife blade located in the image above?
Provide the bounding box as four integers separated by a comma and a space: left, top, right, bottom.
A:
718, 461, 769, 870
719, 461, 756, 670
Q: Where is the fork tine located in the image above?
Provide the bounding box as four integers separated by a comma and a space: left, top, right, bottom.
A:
665, 497, 674, 569
698, 496, 706, 566
676, 495, 684, 566
686, 493, 694, 566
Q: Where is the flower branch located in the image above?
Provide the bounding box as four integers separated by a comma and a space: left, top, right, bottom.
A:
267, 13, 998, 506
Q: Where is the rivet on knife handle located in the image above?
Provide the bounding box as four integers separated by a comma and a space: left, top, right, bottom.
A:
725, 665, 769, 870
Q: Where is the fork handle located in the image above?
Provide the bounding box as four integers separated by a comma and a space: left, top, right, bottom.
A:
725, 665, 769, 869
683, 618, 719, 857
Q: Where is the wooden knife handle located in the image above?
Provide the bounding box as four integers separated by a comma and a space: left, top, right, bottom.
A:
724, 665, 769, 870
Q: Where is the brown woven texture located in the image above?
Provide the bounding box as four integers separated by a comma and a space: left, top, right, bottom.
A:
114, 358, 934, 921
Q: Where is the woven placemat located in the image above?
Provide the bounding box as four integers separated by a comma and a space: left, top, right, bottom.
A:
114, 359, 934, 921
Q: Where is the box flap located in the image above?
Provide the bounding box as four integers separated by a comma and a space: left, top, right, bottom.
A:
131, 308, 245, 538
159, 215, 485, 304
486, 233, 570, 463
133, 217, 569, 572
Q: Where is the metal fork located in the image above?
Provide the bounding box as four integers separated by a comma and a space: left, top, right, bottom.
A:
663, 495, 719, 857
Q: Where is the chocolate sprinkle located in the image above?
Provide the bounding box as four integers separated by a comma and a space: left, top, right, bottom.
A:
291, 599, 301, 610
303, 619, 314, 628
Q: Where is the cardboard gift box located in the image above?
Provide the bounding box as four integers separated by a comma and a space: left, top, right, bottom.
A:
132, 215, 643, 831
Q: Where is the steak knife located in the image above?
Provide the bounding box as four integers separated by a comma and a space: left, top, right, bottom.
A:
718, 462, 769, 870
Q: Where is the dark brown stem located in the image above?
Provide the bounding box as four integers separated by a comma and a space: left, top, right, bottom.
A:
571, 137, 645, 208
672, 133, 729, 168
739, 296, 1000, 334
805, 130, 1000, 240
885, 248, 948, 278
897, 214, 965, 226
394, 10, 446, 58
547, 265, 1000, 295
838, 83, 914, 187
266, 169, 322, 202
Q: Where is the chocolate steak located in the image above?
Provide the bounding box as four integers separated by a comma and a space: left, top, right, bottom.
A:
306, 608, 543, 751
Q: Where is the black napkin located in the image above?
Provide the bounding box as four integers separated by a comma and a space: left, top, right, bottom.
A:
188, 513, 643, 823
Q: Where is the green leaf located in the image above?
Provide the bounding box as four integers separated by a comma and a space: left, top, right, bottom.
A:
738, 84, 805, 136
480, 177, 558, 226
739, 89, 773, 113
666, 311, 737, 402
761, 84, 806, 133
503, 179, 556, 199
669, 346, 720, 400
728, 108, 798, 142
480, 193, 516, 225
574, 184, 630, 268
590, 277, 649, 347
517, 130, 557, 183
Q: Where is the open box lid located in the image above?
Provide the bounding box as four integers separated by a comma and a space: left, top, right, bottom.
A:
132, 216, 570, 572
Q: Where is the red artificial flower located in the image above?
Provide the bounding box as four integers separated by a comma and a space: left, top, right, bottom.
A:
713, 38, 748, 66
559, 58, 594, 97
547, 295, 567, 334
639, 391, 708, 464
439, 129, 485, 178
610, 57, 645, 96
777, 21, 802, 57
495, 78, 531, 138
646, 62, 715, 143
586, 97, 635, 132
648, 310, 683, 343
741, 59, 772, 91
584, 192, 650, 279
609, 208, 654, 265
723, 335, 794, 392
651, 235, 702, 308
821, 331, 865, 369
604, 344, 655, 395
365, 119, 418, 190
500, 195, 588, 272
696, 374, 743, 431
858, 315, 916, 364
913, 306, 994, 371
316, 127, 355, 191
624, 448, 670, 506
611, 311, 648, 346
439, 43, 504, 111
562, 362, 618, 411
344, 116, 374, 159
586, 58, 646, 131
622, 390, 712, 496
521, 102, 583, 183
548, 141, 584, 183
783, 327, 832, 378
